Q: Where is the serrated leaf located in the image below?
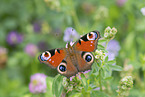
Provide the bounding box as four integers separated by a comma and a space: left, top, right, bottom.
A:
107, 60, 116, 64
108, 64, 123, 71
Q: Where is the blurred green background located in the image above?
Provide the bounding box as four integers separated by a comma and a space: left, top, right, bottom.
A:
0, 0, 145, 96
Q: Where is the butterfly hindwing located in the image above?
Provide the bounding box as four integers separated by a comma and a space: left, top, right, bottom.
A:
75, 50, 94, 72
73, 31, 100, 52
57, 56, 78, 78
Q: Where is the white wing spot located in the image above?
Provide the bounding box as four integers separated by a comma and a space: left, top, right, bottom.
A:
52, 61, 54, 63
49, 59, 51, 61
91, 41, 93, 43
90, 45, 92, 46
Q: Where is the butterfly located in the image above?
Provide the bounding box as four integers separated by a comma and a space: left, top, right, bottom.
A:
38, 31, 100, 78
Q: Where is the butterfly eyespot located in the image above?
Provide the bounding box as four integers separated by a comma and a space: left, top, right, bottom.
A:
82, 52, 94, 64
59, 65, 66, 72
40, 51, 51, 61
87, 32, 98, 40
57, 62, 67, 74
85, 55, 92, 62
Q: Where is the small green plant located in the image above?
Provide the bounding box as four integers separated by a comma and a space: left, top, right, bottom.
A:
116, 76, 133, 97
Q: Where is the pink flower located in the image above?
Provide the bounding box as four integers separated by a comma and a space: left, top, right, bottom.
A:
69, 70, 91, 81
116, 0, 127, 6
24, 43, 38, 57
29, 73, 47, 94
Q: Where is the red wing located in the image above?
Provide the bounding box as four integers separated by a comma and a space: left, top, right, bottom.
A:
73, 31, 100, 52
38, 48, 66, 69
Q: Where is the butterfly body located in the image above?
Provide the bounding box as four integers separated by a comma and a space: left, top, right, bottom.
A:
38, 31, 100, 78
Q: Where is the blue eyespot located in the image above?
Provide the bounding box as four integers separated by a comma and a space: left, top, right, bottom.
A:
40, 55, 44, 61
40, 55, 47, 61
95, 33, 98, 39
85, 55, 92, 62
59, 65, 66, 72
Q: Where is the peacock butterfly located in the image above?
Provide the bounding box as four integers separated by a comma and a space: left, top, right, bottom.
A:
38, 31, 100, 78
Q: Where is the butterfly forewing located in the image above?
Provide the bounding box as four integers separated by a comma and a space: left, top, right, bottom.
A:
73, 31, 100, 52
38, 48, 67, 69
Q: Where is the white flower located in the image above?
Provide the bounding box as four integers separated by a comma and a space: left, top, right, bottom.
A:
141, 7, 145, 16
104, 26, 117, 39
95, 50, 105, 60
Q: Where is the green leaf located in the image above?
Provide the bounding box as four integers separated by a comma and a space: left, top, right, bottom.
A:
98, 38, 107, 43
104, 76, 113, 80
70, 93, 82, 97
44, 77, 54, 97
80, 73, 88, 91
105, 56, 109, 62
100, 68, 105, 78
103, 64, 112, 78
93, 62, 99, 73
108, 64, 123, 71
52, 74, 64, 97
81, 89, 91, 97
107, 60, 116, 64
91, 91, 109, 97
98, 44, 105, 50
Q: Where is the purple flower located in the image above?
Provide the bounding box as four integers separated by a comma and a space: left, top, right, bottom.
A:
7, 31, 23, 45
29, 73, 47, 94
105, 40, 120, 61
63, 27, 79, 42
116, 0, 127, 6
24, 43, 39, 57
33, 21, 41, 32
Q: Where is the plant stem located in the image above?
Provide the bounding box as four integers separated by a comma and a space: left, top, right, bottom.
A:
105, 39, 109, 50
99, 67, 102, 91
98, 39, 109, 91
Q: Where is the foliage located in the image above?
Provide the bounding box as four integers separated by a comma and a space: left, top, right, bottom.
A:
0, 0, 145, 97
